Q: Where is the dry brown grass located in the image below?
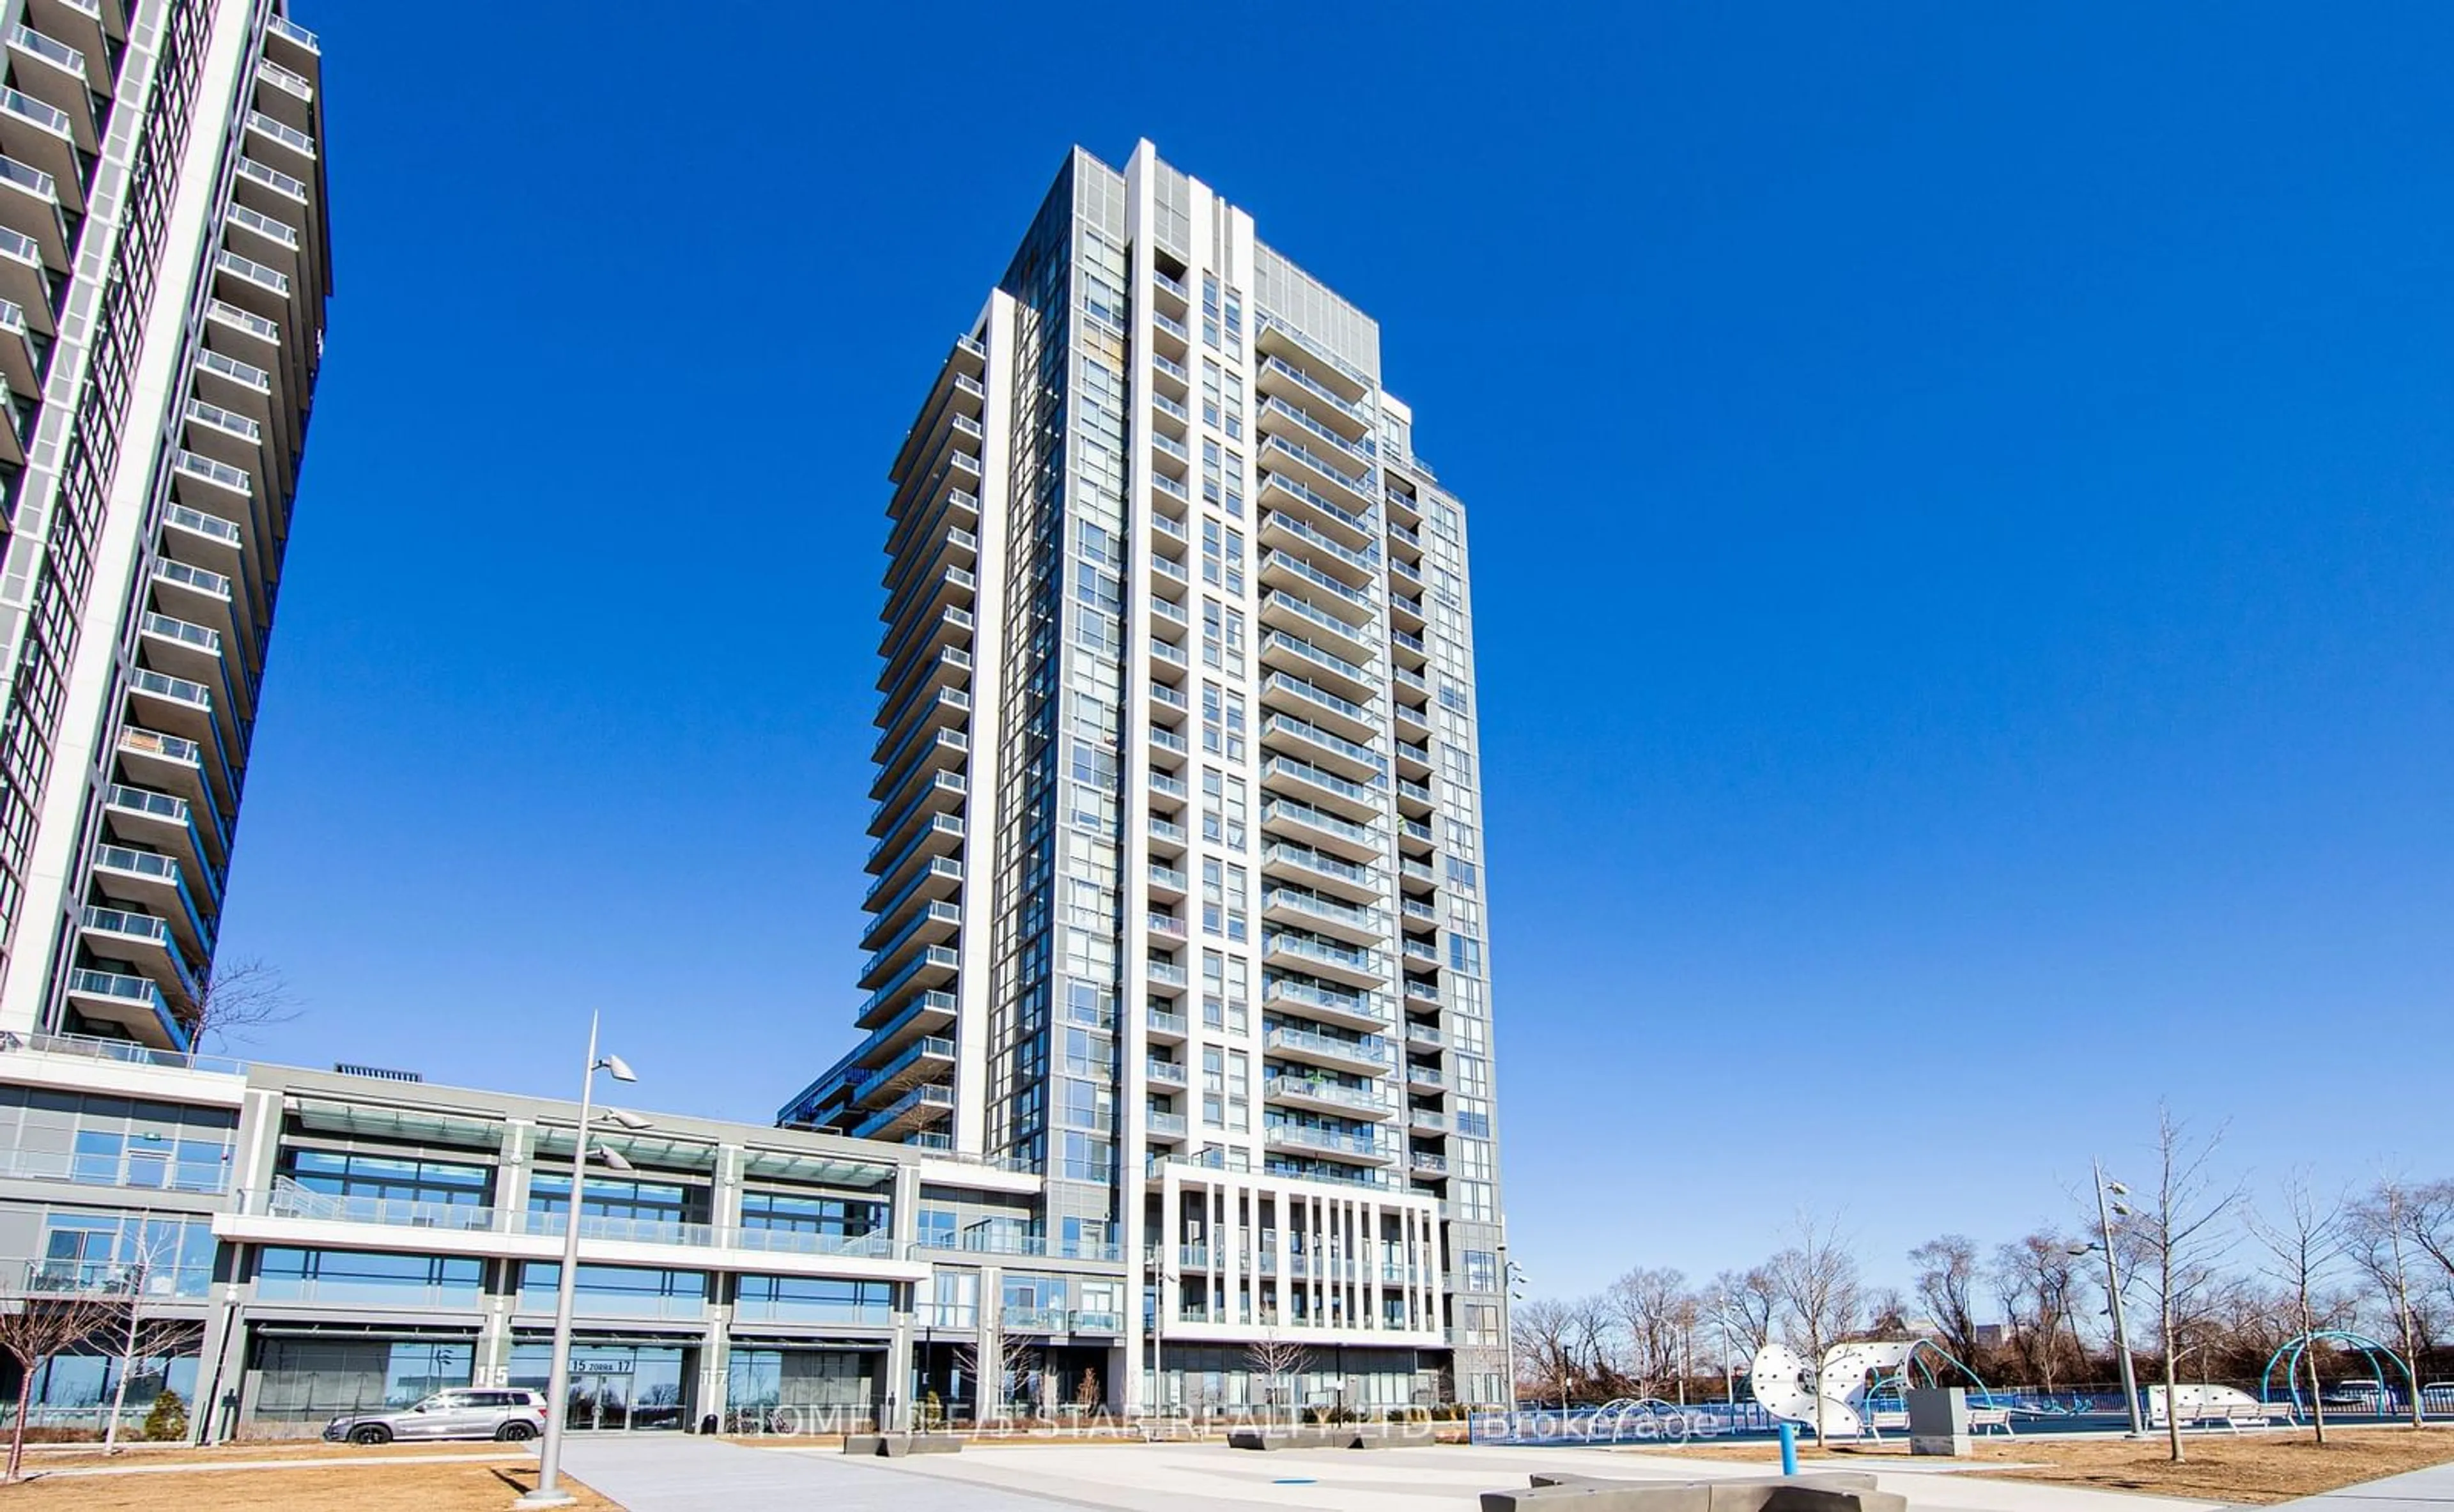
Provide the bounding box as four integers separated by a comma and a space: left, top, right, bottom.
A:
0, 1458, 618, 1509
16, 1440, 532, 1470
1644, 1427, 2454, 1503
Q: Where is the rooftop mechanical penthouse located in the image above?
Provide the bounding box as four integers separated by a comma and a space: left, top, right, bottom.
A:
781, 141, 1513, 1413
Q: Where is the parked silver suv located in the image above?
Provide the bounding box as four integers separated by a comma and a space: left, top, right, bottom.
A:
324, 1387, 546, 1444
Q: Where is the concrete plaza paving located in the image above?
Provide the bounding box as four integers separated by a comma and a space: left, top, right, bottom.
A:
562, 1435, 2239, 1512
2276, 1462, 2454, 1512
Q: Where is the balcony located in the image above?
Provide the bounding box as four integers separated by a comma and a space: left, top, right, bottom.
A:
6, 27, 93, 151
76, 906, 197, 1006
253, 57, 315, 133
1144, 959, 1189, 989
1144, 910, 1187, 943
199, 315, 279, 413
1260, 670, 1379, 745
860, 855, 962, 946
1146, 769, 1187, 811
1145, 860, 1187, 902
151, 558, 242, 657
0, 154, 65, 270
0, 230, 43, 338
1262, 754, 1383, 824
265, 12, 322, 73
1262, 1023, 1390, 1076
1260, 711, 1384, 785
1261, 887, 1384, 948
1406, 1061, 1447, 1092
1258, 590, 1377, 668
851, 1082, 953, 1141
1148, 309, 1190, 359
233, 157, 311, 232
125, 665, 217, 755
1255, 355, 1373, 442
1145, 814, 1186, 858
1148, 351, 1189, 397
182, 399, 269, 504
169, 459, 256, 548
243, 109, 315, 178
1263, 1075, 1394, 1122
1408, 1149, 1449, 1177
0, 88, 77, 212
0, 298, 39, 396
1263, 930, 1384, 989
63, 969, 186, 1052
854, 1036, 954, 1106
1262, 1123, 1394, 1166
1260, 840, 1380, 905
1259, 546, 1377, 615
857, 901, 962, 991
103, 781, 213, 879
854, 944, 959, 1030
1260, 510, 1379, 589
1143, 1057, 1187, 1088
223, 202, 299, 282
1144, 1006, 1187, 1044
1259, 631, 1377, 705
1260, 444, 1378, 536
114, 727, 219, 828
137, 608, 235, 707
1256, 394, 1375, 472
1259, 797, 1380, 863
1144, 1109, 1187, 1139
1408, 1107, 1448, 1134
1262, 975, 1389, 1034
24, 1, 106, 89
90, 843, 212, 954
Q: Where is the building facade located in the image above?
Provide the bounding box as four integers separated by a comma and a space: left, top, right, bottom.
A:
0, 1035, 1069, 1437
0, 0, 329, 1053
780, 142, 1512, 1410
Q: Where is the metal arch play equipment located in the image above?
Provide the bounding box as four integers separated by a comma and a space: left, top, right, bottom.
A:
1750, 1339, 2012, 1438
2262, 1329, 2417, 1416
1863, 1340, 2009, 1412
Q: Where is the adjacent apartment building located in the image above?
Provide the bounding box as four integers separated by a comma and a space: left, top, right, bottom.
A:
780, 142, 1512, 1412
0, 0, 329, 1053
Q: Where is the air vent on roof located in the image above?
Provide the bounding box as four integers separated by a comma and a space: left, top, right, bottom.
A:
334, 1062, 422, 1083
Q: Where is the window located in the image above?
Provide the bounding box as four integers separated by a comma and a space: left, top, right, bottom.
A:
739, 1191, 884, 1238
259, 1247, 482, 1307
288, 1149, 488, 1208
1465, 1251, 1499, 1292
519, 1263, 706, 1318
736, 1276, 891, 1325
1463, 1303, 1502, 1346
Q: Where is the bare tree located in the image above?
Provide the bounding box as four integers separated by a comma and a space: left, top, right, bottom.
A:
2349, 1176, 2430, 1428
2248, 1173, 2347, 1444
99, 1228, 204, 1454
1605, 1267, 1688, 1399
187, 957, 298, 1049
1766, 1210, 1862, 1442
953, 1332, 1042, 1423
1510, 1297, 1581, 1410
0, 1270, 122, 1479
1244, 1334, 1309, 1423
1910, 1235, 1984, 1366
2129, 1107, 2243, 1463
2404, 1180, 2454, 1284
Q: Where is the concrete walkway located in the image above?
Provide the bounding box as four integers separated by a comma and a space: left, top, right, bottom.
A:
2280, 1462, 2454, 1512
559, 1435, 2235, 1512
557, 1435, 1069, 1510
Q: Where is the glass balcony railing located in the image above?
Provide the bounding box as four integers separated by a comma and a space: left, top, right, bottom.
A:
7, 28, 79, 76
206, 298, 280, 343
1265, 1023, 1390, 1067
1264, 511, 1380, 576
0, 88, 69, 138
166, 502, 242, 544
128, 667, 211, 711
139, 611, 219, 654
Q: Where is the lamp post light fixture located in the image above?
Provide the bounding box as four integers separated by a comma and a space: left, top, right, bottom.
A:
516, 1014, 643, 1510
1498, 1244, 1531, 1413
2070, 1162, 2145, 1439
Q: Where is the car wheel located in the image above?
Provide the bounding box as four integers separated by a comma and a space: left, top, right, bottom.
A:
348, 1424, 392, 1445
496, 1421, 536, 1442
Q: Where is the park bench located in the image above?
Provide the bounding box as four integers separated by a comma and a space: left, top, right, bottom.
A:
1968, 1407, 2016, 1437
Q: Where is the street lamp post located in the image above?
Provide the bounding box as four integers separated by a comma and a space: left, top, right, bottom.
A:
1498, 1244, 1529, 1415
516, 1014, 641, 1510
2072, 1162, 2145, 1439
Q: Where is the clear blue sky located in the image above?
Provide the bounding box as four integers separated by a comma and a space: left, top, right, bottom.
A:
230, 3, 2454, 1302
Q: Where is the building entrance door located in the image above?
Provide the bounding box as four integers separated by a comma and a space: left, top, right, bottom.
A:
569, 1368, 635, 1431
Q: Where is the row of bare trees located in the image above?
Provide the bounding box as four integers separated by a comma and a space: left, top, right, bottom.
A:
1511, 1112, 2454, 1441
